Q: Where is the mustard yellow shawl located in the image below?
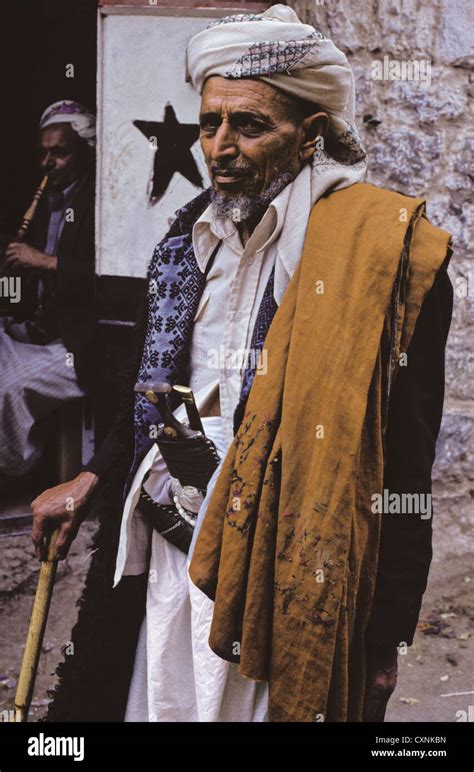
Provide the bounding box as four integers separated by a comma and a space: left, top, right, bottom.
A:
189, 182, 451, 721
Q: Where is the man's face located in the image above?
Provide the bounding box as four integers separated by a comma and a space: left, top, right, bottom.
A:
199, 76, 311, 200
39, 123, 85, 190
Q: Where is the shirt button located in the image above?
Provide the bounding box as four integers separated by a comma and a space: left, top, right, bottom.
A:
234, 311, 243, 322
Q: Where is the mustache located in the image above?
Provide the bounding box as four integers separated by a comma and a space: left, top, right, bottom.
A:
210, 161, 256, 176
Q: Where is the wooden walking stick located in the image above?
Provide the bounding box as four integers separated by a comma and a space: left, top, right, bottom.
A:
14, 528, 60, 722
9, 173, 62, 722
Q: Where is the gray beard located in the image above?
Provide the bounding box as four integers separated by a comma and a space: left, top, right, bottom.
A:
210, 172, 296, 225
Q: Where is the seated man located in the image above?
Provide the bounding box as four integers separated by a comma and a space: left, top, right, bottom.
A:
0, 100, 96, 478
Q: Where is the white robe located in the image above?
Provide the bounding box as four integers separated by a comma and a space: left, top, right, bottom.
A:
124, 414, 269, 722
114, 167, 323, 722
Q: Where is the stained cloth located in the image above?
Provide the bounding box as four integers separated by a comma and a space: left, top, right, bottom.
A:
189, 182, 452, 721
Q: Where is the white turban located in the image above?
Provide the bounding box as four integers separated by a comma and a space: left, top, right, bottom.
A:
186, 4, 366, 169
39, 100, 96, 147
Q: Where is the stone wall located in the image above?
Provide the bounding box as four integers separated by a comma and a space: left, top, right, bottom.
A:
291, 0, 473, 555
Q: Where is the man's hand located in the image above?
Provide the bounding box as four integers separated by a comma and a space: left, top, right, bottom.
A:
3, 242, 57, 272
31, 471, 99, 561
363, 643, 398, 722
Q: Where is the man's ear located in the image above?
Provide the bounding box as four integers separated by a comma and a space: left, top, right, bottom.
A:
299, 112, 329, 162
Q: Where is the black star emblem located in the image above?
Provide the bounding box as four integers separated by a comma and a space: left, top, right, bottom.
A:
133, 104, 203, 203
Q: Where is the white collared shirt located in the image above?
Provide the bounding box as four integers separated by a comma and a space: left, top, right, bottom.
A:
189, 178, 299, 449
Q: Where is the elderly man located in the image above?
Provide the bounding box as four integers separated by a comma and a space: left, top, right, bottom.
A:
0, 100, 96, 478
37, 7, 452, 723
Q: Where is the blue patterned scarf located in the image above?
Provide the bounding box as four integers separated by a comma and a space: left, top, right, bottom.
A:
127, 189, 278, 491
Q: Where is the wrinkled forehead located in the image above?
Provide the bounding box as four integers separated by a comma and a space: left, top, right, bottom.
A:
200, 75, 298, 121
